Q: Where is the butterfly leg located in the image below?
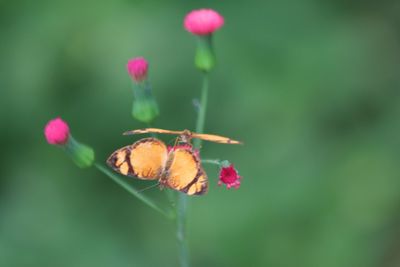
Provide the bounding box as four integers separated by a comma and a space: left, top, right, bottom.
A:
172, 136, 180, 148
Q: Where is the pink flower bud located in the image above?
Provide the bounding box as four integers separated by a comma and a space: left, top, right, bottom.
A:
184, 9, 224, 35
44, 117, 70, 145
127, 57, 149, 82
218, 164, 241, 189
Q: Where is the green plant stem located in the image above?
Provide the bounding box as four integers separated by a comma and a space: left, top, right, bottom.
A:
94, 163, 173, 219
177, 192, 189, 267
176, 72, 209, 267
201, 159, 221, 166
194, 73, 209, 148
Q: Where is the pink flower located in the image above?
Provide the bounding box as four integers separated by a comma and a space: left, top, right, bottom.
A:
127, 57, 149, 82
44, 117, 70, 145
184, 9, 224, 35
218, 164, 241, 189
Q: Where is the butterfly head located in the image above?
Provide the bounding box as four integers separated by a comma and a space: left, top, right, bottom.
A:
179, 129, 193, 144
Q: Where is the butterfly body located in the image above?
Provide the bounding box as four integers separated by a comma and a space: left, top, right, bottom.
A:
107, 128, 241, 195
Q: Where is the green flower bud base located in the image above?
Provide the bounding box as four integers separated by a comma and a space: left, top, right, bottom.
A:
195, 35, 216, 72
63, 135, 95, 168
132, 98, 159, 124
132, 81, 159, 123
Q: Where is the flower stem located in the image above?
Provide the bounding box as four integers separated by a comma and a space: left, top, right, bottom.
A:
201, 159, 221, 165
194, 73, 209, 148
177, 193, 189, 267
94, 163, 173, 219
176, 72, 210, 267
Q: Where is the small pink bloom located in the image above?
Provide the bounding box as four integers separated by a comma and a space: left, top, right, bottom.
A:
218, 164, 241, 189
127, 57, 149, 82
44, 117, 70, 145
184, 9, 224, 35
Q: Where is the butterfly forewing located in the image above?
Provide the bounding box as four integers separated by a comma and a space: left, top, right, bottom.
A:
190, 133, 242, 144
107, 138, 168, 180
123, 128, 242, 145
124, 128, 183, 136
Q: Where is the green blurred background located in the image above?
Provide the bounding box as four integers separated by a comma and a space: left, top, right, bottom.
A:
1, 0, 400, 266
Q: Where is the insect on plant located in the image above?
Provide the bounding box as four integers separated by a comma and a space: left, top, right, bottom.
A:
107, 128, 242, 195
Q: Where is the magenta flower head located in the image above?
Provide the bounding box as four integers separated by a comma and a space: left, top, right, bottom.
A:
44, 117, 94, 168
127, 57, 149, 82
44, 117, 70, 145
184, 9, 224, 35
218, 162, 241, 189
184, 8, 224, 72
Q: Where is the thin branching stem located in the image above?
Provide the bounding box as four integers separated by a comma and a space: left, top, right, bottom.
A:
94, 163, 173, 219
201, 159, 221, 165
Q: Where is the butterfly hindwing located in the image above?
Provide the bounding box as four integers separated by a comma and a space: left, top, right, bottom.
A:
164, 148, 199, 190
186, 167, 208, 195
107, 138, 168, 180
107, 146, 133, 176
163, 147, 208, 195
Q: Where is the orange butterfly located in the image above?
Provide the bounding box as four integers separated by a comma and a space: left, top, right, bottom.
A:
107, 128, 241, 195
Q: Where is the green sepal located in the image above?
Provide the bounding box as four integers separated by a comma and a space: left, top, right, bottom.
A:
132, 98, 159, 123
220, 160, 231, 168
194, 35, 216, 72
63, 135, 95, 168
131, 81, 159, 123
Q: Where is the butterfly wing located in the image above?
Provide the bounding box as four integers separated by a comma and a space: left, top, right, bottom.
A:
186, 167, 208, 195
191, 133, 242, 144
164, 148, 208, 195
123, 128, 183, 136
107, 138, 168, 180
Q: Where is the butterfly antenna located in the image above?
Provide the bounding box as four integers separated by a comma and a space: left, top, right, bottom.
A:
137, 182, 160, 193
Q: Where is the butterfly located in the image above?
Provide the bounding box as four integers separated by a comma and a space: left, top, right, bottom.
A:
107, 128, 241, 195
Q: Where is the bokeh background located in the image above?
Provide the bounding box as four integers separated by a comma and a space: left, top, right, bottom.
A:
1, 0, 400, 266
